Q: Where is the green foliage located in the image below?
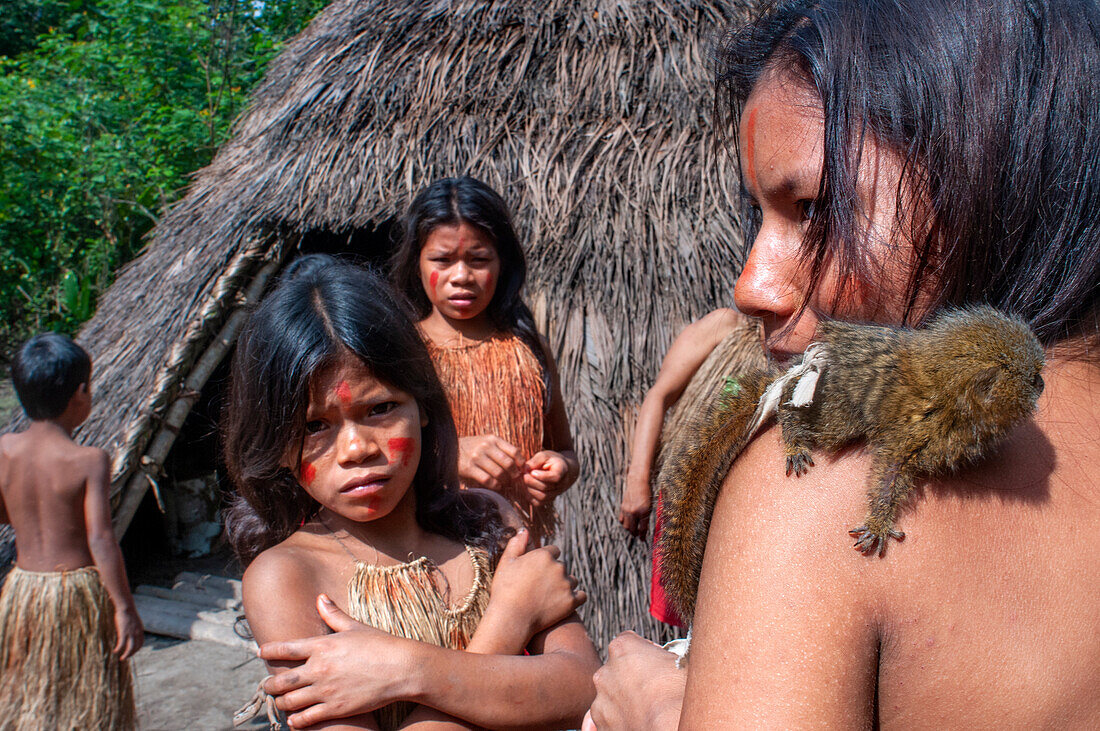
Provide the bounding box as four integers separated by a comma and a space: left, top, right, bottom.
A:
0, 0, 327, 360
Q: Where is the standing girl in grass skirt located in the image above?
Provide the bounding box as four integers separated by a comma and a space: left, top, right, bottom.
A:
226, 257, 598, 730
391, 177, 579, 544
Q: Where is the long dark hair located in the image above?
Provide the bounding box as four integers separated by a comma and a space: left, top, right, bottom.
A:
390, 177, 552, 407
718, 0, 1100, 346
222, 255, 510, 564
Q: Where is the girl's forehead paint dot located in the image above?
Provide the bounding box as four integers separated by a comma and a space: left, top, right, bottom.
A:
429, 271, 439, 294
335, 381, 352, 405
300, 460, 317, 486
388, 437, 415, 467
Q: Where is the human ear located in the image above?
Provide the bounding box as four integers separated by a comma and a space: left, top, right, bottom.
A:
418, 403, 429, 428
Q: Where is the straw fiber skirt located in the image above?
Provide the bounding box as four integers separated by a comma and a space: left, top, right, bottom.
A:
0, 566, 135, 730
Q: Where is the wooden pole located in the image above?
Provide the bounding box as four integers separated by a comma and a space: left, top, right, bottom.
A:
112, 259, 281, 535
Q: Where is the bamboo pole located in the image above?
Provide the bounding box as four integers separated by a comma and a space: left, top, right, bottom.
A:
112, 259, 282, 536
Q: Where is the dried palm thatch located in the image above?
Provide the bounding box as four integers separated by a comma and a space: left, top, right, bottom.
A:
2, 0, 754, 646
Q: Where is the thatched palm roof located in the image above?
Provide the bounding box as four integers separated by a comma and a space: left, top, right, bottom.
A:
5, 0, 752, 645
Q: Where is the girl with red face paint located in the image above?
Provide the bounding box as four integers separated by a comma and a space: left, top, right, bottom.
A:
224, 257, 598, 730
391, 177, 579, 545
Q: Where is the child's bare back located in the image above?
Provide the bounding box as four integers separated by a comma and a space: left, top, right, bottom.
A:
0, 332, 142, 728
0, 425, 109, 572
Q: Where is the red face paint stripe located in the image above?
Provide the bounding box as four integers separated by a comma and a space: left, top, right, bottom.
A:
335, 381, 352, 405
300, 460, 317, 486
745, 107, 759, 190
429, 271, 439, 295
388, 437, 415, 467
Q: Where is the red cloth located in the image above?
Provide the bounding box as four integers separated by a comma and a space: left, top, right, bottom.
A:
649, 494, 685, 627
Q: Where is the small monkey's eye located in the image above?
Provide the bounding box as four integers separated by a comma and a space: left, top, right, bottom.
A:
1033, 373, 1044, 393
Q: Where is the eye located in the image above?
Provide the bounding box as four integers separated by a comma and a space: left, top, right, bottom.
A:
798, 199, 817, 223
369, 401, 398, 417
305, 419, 327, 434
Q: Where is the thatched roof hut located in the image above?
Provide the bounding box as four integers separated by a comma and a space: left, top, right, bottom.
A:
4, 0, 751, 645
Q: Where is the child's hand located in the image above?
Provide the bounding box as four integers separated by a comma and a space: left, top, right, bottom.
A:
618, 471, 653, 538
522, 450, 570, 506
113, 606, 144, 661
485, 529, 586, 641
458, 435, 524, 491
261, 595, 422, 727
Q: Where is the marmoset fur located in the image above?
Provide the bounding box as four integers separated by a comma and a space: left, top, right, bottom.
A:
657, 305, 1045, 622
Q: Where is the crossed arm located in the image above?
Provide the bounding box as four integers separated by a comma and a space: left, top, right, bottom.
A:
245, 534, 599, 730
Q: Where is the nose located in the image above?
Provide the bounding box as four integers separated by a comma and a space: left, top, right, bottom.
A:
733, 224, 805, 321
451, 261, 474, 285
336, 423, 379, 466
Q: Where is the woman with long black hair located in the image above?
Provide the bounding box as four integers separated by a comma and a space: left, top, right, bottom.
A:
587, 0, 1100, 726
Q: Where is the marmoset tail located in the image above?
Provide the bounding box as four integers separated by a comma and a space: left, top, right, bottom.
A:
657, 305, 1044, 623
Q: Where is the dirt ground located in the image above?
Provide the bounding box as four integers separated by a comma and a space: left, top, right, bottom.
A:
127, 544, 273, 729
135, 635, 269, 730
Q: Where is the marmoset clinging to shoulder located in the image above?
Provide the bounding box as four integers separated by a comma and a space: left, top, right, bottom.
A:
657, 305, 1045, 623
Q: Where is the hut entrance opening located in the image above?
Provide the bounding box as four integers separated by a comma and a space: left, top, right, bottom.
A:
294, 217, 398, 270
122, 217, 399, 577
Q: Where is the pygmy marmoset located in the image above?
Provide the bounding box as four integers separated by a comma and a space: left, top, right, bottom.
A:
657, 305, 1045, 622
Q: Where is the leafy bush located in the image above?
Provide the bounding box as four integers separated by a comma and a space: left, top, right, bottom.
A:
0, 0, 326, 360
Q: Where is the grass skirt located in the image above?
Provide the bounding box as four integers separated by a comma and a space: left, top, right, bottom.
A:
0, 566, 135, 730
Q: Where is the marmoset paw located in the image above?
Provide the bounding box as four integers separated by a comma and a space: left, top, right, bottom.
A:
848, 525, 905, 557
785, 451, 814, 476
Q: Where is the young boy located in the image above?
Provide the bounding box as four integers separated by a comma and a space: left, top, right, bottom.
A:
0, 333, 142, 729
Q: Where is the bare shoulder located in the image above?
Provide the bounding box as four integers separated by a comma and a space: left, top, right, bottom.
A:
243, 536, 322, 600
713, 424, 885, 586
77, 446, 111, 476
698, 307, 747, 332
684, 425, 884, 726
466, 487, 524, 531
659, 309, 749, 377
681, 308, 747, 344
242, 534, 331, 643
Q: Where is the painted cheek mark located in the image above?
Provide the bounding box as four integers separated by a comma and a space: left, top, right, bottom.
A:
335, 381, 353, 405
745, 107, 759, 190
485, 271, 494, 293
388, 437, 415, 467
300, 460, 317, 486
429, 271, 439, 296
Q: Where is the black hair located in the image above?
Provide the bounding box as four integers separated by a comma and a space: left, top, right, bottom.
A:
222, 254, 511, 564
389, 177, 552, 408
11, 333, 92, 421
718, 0, 1100, 345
